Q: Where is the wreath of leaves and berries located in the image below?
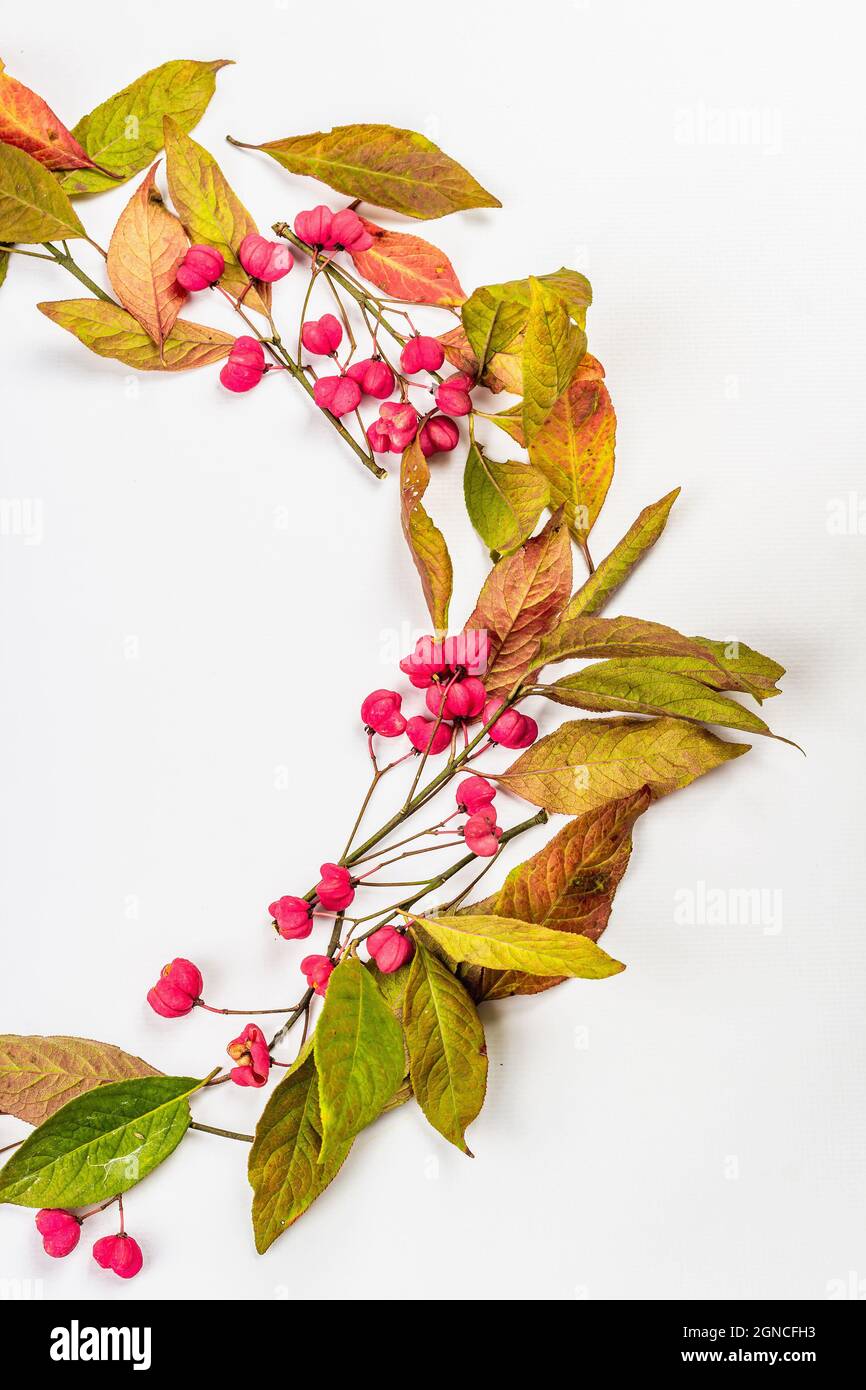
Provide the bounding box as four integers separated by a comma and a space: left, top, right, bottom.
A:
0, 55, 793, 1274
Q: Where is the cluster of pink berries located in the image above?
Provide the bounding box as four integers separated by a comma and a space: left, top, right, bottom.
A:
146, 959, 272, 1089
35, 1207, 142, 1279
172, 206, 471, 458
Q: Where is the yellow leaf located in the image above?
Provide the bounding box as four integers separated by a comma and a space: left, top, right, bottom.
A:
528, 375, 616, 542
522, 278, 586, 442
107, 164, 187, 348
38, 298, 234, 371
0, 143, 85, 243
400, 438, 452, 632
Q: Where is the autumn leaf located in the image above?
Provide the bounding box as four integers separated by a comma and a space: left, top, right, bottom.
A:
465, 511, 572, 699
410, 911, 625, 979
229, 123, 501, 219
248, 1051, 352, 1254
463, 442, 549, 555
498, 716, 749, 815
561, 488, 680, 620
459, 789, 650, 1002
536, 614, 742, 683
163, 116, 270, 316
0, 67, 100, 172
534, 660, 776, 739
314, 957, 405, 1163
522, 278, 586, 443
106, 164, 188, 349
461, 287, 526, 373
400, 437, 453, 632
59, 59, 232, 196
439, 323, 523, 394
635, 639, 785, 704
0, 246, 9, 290
0, 144, 85, 243
0, 1035, 160, 1126
350, 218, 465, 305
402, 942, 487, 1154
39, 298, 234, 370
528, 374, 616, 542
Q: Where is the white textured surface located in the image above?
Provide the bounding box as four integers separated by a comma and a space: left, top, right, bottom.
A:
1, 0, 864, 1302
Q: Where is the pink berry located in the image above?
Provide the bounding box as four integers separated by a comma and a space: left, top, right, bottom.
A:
346, 357, 395, 399
367, 400, 419, 453
464, 808, 502, 857
220, 335, 266, 394
425, 676, 486, 722
361, 689, 407, 738
313, 374, 362, 418
35, 1209, 81, 1258
435, 373, 474, 417
176, 244, 225, 292
294, 205, 334, 247
367, 925, 414, 974
316, 863, 355, 912
405, 715, 453, 755
301, 953, 334, 996
270, 896, 313, 940
92, 1233, 143, 1280
301, 314, 343, 356
227, 1023, 270, 1087
399, 631, 489, 688
482, 699, 539, 750
419, 415, 460, 457
456, 776, 496, 815
237, 233, 293, 283
147, 958, 202, 1018
400, 335, 445, 375
330, 208, 374, 252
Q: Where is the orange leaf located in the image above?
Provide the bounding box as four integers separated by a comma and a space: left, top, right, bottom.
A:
107, 164, 188, 349
528, 374, 616, 542
0, 68, 100, 173
350, 218, 465, 306
400, 438, 452, 632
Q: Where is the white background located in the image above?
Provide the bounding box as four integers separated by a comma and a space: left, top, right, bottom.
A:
2, 0, 864, 1302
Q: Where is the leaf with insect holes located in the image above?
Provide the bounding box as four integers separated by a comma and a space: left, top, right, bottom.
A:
458, 788, 651, 1003
522, 278, 586, 442
0, 1035, 160, 1126
465, 511, 571, 700
248, 1050, 352, 1254
314, 957, 405, 1164
349, 218, 465, 305
534, 660, 779, 740
400, 437, 453, 632
562, 488, 681, 620
410, 911, 625, 979
499, 716, 750, 815
439, 323, 523, 395
0, 1075, 200, 1208
0, 144, 85, 243
232, 123, 501, 219
528, 372, 616, 542
106, 164, 188, 348
59, 59, 232, 196
463, 442, 549, 555
402, 941, 487, 1154
39, 299, 235, 371
0, 67, 101, 172
162, 116, 270, 316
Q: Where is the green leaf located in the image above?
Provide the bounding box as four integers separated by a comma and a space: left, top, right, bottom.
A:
38, 298, 235, 371
229, 123, 501, 219
465, 510, 572, 700
522, 277, 586, 443
0, 1075, 199, 1208
248, 1051, 351, 1254
485, 268, 592, 327
314, 956, 405, 1163
459, 789, 650, 1003
0, 1035, 160, 1126
636, 638, 785, 703
461, 287, 526, 372
528, 371, 616, 542
498, 716, 749, 815
59, 59, 232, 195
162, 116, 270, 316
463, 442, 549, 554
561, 488, 680, 620
400, 437, 452, 632
0, 246, 9, 289
0, 143, 85, 242
534, 660, 776, 739
403, 942, 487, 1154
410, 912, 625, 979
535, 613, 741, 684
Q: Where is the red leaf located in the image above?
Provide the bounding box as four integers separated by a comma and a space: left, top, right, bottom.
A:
351, 218, 465, 306
0, 68, 101, 173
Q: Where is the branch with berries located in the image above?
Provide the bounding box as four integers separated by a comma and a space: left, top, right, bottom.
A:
0, 55, 795, 1275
